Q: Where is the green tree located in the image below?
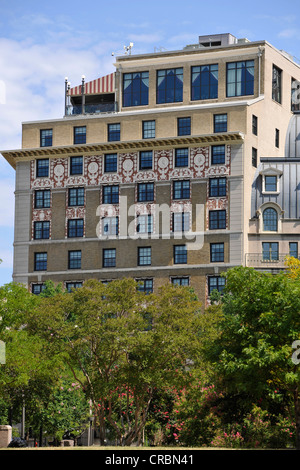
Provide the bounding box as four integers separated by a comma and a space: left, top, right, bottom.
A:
207, 266, 300, 449
27, 278, 202, 446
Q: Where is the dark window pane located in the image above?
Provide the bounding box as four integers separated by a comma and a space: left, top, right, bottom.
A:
123, 72, 149, 107
191, 64, 218, 100
178, 117, 191, 136
211, 145, 225, 164
108, 123, 120, 142
103, 249, 116, 267
210, 243, 224, 262
34, 252, 47, 271
68, 219, 84, 237
175, 148, 188, 167
214, 114, 227, 133
263, 208, 277, 231
140, 151, 153, 170
209, 210, 226, 230
103, 185, 119, 204
35, 190, 51, 208
68, 187, 84, 206
40, 129, 52, 147
36, 159, 49, 178
138, 183, 154, 202
74, 126, 86, 144
68, 250, 82, 269
104, 154, 118, 172
70, 156, 83, 175
34, 221, 50, 239
174, 245, 187, 264
173, 180, 190, 199
157, 68, 183, 104
209, 178, 226, 197
138, 247, 151, 266
143, 120, 155, 139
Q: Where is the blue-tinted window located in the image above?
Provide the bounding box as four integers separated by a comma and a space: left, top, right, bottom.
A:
290, 242, 298, 258
178, 117, 191, 136
265, 176, 277, 192
143, 120, 155, 139
209, 178, 226, 197
174, 245, 187, 264
102, 217, 119, 236
103, 185, 119, 204
68, 219, 84, 238
104, 154, 118, 172
36, 159, 49, 178
74, 126, 86, 144
209, 210, 226, 230
262, 242, 279, 261
137, 214, 153, 234
32, 283, 46, 295
263, 208, 277, 231
103, 248, 116, 267
211, 145, 225, 164
191, 64, 218, 100
68, 187, 84, 206
66, 282, 83, 293
171, 277, 189, 286
137, 278, 153, 294
210, 243, 224, 262
208, 276, 225, 295
226, 60, 254, 97
173, 180, 190, 200
68, 250, 82, 269
214, 114, 227, 133
175, 148, 189, 167
138, 183, 154, 202
138, 247, 151, 266
123, 72, 149, 107
35, 190, 51, 209
70, 156, 83, 175
40, 129, 52, 147
108, 123, 120, 142
34, 221, 50, 240
34, 252, 47, 271
157, 68, 183, 104
140, 151, 153, 170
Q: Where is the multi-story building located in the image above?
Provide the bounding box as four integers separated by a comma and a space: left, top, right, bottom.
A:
2, 33, 300, 307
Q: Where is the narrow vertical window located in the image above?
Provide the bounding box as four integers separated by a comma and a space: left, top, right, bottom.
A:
272, 65, 282, 103
40, 129, 52, 147
74, 126, 86, 144
214, 114, 227, 133
252, 115, 258, 135
252, 147, 257, 168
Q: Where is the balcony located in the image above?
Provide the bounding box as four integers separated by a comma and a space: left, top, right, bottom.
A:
245, 253, 295, 270
65, 102, 118, 116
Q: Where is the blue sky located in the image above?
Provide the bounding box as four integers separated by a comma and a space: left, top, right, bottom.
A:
1, 0, 300, 285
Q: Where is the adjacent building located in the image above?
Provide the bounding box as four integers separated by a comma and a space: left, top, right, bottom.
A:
2, 33, 300, 306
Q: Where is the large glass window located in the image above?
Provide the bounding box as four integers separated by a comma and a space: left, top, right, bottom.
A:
36, 159, 49, 178
262, 242, 279, 261
191, 64, 218, 100
103, 185, 119, 204
263, 208, 278, 232
137, 183, 154, 202
173, 180, 190, 200
35, 189, 51, 209
68, 187, 84, 207
174, 245, 187, 264
210, 243, 224, 262
40, 129, 52, 147
34, 252, 47, 271
68, 250, 82, 269
272, 65, 282, 103
157, 68, 183, 104
226, 60, 254, 97
123, 72, 149, 107
74, 126, 86, 144
34, 221, 50, 240
138, 247, 151, 266
209, 178, 226, 197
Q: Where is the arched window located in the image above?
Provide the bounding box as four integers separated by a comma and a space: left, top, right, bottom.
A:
263, 207, 278, 231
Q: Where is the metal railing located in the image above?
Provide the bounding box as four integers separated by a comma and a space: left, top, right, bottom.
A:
65, 102, 118, 116
245, 253, 297, 269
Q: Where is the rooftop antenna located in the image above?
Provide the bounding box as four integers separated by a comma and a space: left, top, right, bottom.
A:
112, 42, 134, 56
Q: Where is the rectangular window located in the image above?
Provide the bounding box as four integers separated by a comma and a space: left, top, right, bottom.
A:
137, 182, 154, 202
252, 147, 257, 168
173, 212, 190, 232
32, 283, 46, 295
66, 282, 83, 293
40, 129, 52, 147
171, 277, 189, 286
102, 217, 119, 236
108, 123, 120, 142
177, 117, 191, 136
139, 151, 153, 170
208, 276, 225, 295
68, 187, 84, 207
265, 176, 277, 192
191, 64, 218, 100
142, 120, 155, 139
157, 68, 183, 104
123, 71, 149, 107
68, 250, 82, 269
34, 252, 47, 271
137, 214, 153, 234
138, 247, 151, 266
275, 128, 280, 148
211, 145, 225, 164
210, 243, 224, 262
209, 178, 226, 197
103, 249, 116, 267
175, 148, 189, 167
137, 278, 153, 294
34, 221, 50, 240
70, 156, 83, 175
104, 154, 118, 173
36, 159, 49, 178
103, 185, 119, 204
35, 189, 51, 209
262, 242, 279, 261
214, 114, 227, 133
173, 180, 190, 199
209, 210, 226, 230
174, 245, 187, 264
252, 115, 258, 135
226, 60, 254, 97
68, 219, 84, 238
272, 65, 282, 103
289, 242, 298, 258
74, 126, 86, 144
